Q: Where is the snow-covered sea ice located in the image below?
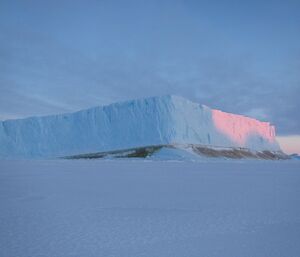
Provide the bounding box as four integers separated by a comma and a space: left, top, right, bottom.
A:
0, 159, 299, 257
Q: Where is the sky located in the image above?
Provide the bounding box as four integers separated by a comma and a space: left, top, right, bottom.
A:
0, 0, 299, 154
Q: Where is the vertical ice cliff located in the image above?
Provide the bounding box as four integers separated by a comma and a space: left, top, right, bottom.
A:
0, 95, 280, 158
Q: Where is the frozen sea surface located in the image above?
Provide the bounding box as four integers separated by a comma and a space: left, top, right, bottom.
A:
0, 160, 299, 257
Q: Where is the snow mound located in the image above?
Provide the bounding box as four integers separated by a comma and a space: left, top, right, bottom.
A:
148, 147, 203, 161
0, 95, 281, 158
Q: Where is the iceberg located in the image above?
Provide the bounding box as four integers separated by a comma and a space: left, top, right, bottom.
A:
0, 95, 281, 158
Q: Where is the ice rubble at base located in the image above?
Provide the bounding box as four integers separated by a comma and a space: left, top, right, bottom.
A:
0, 95, 281, 158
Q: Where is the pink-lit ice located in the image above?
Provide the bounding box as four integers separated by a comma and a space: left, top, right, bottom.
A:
212, 109, 276, 145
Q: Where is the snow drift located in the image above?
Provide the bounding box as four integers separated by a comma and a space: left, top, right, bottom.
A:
0, 95, 281, 158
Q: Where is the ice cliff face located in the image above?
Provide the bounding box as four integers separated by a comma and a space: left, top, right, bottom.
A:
0, 95, 280, 158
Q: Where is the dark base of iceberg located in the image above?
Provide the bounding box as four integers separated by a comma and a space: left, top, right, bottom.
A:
63, 144, 289, 160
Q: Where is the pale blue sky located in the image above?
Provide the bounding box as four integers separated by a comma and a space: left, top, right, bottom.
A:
0, 0, 299, 138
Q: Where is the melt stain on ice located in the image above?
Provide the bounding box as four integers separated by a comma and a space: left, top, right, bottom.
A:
212, 109, 275, 146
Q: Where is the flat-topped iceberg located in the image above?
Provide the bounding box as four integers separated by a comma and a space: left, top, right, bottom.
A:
0, 95, 281, 158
